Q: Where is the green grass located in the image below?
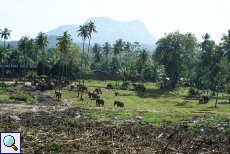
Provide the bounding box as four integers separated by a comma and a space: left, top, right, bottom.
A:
60, 80, 230, 114
58, 80, 230, 128
0, 86, 37, 105
1, 79, 229, 128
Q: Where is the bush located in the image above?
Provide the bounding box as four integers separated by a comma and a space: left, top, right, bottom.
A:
189, 87, 199, 96
9, 94, 27, 102
26, 71, 38, 79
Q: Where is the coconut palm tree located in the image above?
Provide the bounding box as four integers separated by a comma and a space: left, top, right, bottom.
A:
18, 36, 34, 82
0, 28, 11, 87
113, 39, 124, 86
221, 30, 230, 62
57, 31, 72, 82
77, 24, 89, 69
35, 32, 48, 75
87, 21, 97, 59
138, 48, 149, 82
91, 43, 102, 69
113, 39, 124, 66
77, 24, 89, 85
103, 42, 111, 72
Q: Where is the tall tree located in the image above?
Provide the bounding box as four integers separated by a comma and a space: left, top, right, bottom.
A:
220, 30, 230, 96
77, 24, 89, 85
0, 28, 11, 87
138, 48, 149, 81
103, 42, 111, 72
18, 36, 34, 82
87, 21, 97, 59
199, 33, 215, 94
57, 31, 72, 82
154, 31, 189, 89
77, 24, 89, 68
221, 30, 230, 62
35, 32, 48, 75
113, 39, 124, 67
181, 33, 199, 86
91, 43, 102, 70
113, 39, 124, 86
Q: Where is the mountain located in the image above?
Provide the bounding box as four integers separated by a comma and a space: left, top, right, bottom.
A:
84, 17, 156, 45
46, 17, 156, 51
1, 17, 156, 51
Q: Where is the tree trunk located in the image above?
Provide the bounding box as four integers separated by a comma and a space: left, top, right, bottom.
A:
214, 91, 219, 108
1, 40, 5, 88
23, 52, 26, 84
87, 37, 91, 60
80, 89, 84, 100
1, 58, 4, 88
42, 49, 44, 75
81, 41, 85, 85
66, 63, 68, 79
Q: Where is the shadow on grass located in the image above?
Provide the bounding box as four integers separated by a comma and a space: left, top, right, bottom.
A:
175, 101, 193, 108
135, 87, 173, 98
218, 101, 230, 105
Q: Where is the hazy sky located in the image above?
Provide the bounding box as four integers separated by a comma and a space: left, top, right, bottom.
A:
1, 0, 229, 43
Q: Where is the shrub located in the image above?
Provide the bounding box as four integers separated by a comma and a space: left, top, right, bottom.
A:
9, 94, 27, 102
189, 87, 199, 96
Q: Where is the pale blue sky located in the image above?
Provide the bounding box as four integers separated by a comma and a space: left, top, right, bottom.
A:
0, 0, 229, 43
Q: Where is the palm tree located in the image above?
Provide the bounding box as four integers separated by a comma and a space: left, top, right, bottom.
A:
35, 32, 48, 75
132, 41, 141, 61
91, 43, 102, 69
57, 31, 72, 82
0, 28, 11, 87
113, 39, 124, 67
18, 36, 34, 82
77, 24, 89, 85
87, 21, 97, 59
113, 39, 124, 86
77, 24, 89, 69
221, 30, 230, 62
103, 42, 111, 72
138, 48, 149, 82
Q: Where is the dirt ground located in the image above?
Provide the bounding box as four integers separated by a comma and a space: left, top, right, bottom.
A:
0, 86, 229, 153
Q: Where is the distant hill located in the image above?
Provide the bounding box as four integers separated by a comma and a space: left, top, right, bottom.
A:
0, 41, 18, 48
1, 17, 156, 51
46, 17, 156, 51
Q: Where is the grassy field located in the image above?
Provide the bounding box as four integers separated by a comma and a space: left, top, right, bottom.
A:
0, 80, 229, 153
62, 80, 230, 113
59, 80, 230, 129
0, 80, 229, 129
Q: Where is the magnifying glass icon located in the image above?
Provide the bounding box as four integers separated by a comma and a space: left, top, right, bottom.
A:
3, 135, 18, 151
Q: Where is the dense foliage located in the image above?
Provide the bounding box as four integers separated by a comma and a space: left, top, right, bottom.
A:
0, 25, 229, 93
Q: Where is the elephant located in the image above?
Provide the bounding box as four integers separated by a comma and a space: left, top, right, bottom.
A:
107, 84, 113, 89
96, 98, 104, 107
91, 91, 100, 99
88, 91, 93, 98
55, 89, 62, 101
115, 91, 119, 96
199, 96, 209, 104
77, 84, 87, 92
121, 82, 130, 90
37, 82, 49, 91
132, 83, 146, 92
61, 80, 70, 87
95, 87, 102, 94
47, 82, 55, 90
114, 100, 124, 108
70, 84, 75, 91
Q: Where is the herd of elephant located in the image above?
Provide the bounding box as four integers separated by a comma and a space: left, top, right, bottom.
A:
70, 84, 124, 107
28, 78, 126, 107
